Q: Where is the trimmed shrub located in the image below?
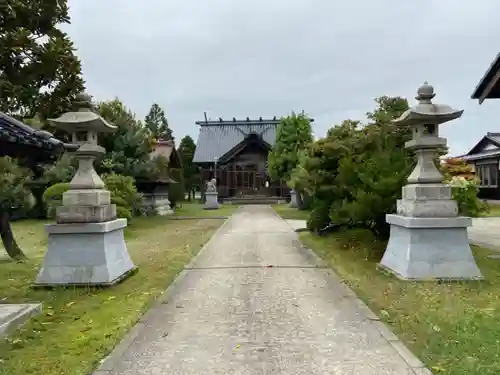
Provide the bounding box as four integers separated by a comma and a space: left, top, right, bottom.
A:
448, 176, 485, 217
43, 174, 143, 220
168, 168, 185, 209
307, 200, 332, 232
116, 206, 132, 221
102, 173, 143, 215
42, 182, 70, 219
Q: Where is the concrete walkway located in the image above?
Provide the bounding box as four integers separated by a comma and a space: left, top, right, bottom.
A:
469, 217, 500, 250
95, 205, 428, 375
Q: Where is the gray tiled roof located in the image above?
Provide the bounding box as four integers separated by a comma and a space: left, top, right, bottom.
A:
461, 149, 500, 161
487, 132, 500, 145
0, 112, 71, 158
193, 121, 279, 163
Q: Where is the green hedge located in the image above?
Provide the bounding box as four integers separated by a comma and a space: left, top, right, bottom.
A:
43, 174, 141, 222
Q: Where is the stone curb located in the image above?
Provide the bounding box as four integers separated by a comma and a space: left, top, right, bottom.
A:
0, 303, 42, 338
167, 216, 228, 220
91, 213, 236, 374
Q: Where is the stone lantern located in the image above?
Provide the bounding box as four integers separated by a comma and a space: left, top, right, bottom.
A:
34, 93, 136, 287
378, 82, 483, 280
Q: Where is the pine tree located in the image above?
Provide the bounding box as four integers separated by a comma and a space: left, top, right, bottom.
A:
267, 112, 313, 183
144, 103, 173, 140
178, 135, 198, 200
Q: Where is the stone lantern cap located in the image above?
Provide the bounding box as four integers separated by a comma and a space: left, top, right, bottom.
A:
392, 82, 464, 127
48, 92, 117, 134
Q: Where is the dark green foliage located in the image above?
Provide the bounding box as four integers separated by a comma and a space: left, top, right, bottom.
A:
0, 0, 84, 119
294, 120, 359, 231
306, 199, 331, 233
97, 99, 156, 178
178, 135, 198, 200
0, 156, 33, 259
115, 206, 132, 221
39, 153, 78, 184
168, 168, 185, 209
144, 103, 172, 140
42, 182, 69, 218
330, 121, 413, 238
298, 96, 413, 240
448, 177, 485, 217
102, 173, 143, 216
43, 174, 142, 220
0, 156, 34, 212
110, 196, 128, 208
268, 112, 313, 184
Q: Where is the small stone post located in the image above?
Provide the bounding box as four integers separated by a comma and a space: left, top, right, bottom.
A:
34, 93, 136, 287
378, 82, 482, 280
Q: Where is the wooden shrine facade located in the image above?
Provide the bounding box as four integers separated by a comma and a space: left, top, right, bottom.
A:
193, 117, 309, 198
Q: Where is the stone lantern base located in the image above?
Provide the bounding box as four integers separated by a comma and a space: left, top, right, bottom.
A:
34, 219, 136, 287
204, 192, 219, 210
378, 214, 483, 280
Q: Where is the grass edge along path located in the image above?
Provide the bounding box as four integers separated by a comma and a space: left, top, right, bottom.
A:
0, 216, 224, 375
300, 229, 500, 375
271, 204, 310, 220
174, 202, 240, 218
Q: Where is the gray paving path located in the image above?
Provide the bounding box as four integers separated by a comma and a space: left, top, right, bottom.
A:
469, 217, 500, 250
96, 205, 428, 375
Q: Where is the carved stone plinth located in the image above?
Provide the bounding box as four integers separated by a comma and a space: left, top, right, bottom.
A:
204, 192, 219, 210
143, 193, 173, 216
379, 215, 482, 280
34, 92, 136, 287
379, 82, 482, 280
34, 219, 136, 286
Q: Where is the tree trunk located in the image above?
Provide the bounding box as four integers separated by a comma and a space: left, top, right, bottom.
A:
0, 210, 27, 261
296, 190, 304, 209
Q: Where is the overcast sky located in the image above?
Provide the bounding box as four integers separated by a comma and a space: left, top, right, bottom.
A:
66, 0, 500, 155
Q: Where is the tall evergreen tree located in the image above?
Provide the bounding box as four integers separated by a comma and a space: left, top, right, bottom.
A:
144, 103, 172, 140
267, 112, 313, 183
0, 0, 85, 119
98, 99, 157, 178
178, 135, 198, 200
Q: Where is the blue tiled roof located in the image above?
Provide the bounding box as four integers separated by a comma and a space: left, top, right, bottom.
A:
193, 120, 279, 163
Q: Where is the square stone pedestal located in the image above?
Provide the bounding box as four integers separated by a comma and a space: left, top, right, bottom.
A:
143, 193, 173, 216
204, 192, 220, 210
34, 219, 136, 287
378, 214, 483, 280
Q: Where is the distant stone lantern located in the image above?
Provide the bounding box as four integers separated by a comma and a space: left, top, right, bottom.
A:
378, 82, 483, 280
34, 92, 136, 287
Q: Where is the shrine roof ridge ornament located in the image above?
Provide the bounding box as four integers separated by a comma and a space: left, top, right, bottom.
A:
195, 116, 314, 126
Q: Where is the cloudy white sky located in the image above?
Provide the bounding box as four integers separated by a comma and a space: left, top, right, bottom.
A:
65, 0, 500, 156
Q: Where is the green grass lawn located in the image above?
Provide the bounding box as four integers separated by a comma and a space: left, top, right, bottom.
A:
174, 202, 240, 217
0, 216, 224, 375
481, 204, 500, 217
301, 229, 500, 375
271, 204, 310, 220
